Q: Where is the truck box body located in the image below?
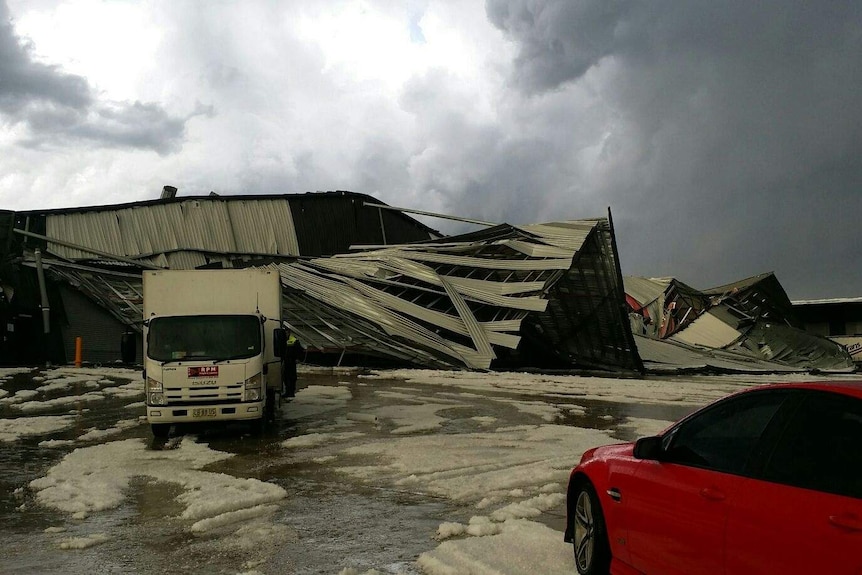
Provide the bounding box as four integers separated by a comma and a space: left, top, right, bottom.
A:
142, 268, 282, 434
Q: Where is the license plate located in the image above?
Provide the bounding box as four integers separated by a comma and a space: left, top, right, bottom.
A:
192, 408, 217, 418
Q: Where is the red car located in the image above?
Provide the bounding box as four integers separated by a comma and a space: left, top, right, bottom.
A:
565, 381, 862, 575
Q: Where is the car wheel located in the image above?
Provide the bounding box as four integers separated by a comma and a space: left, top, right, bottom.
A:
151, 423, 170, 438
572, 481, 611, 575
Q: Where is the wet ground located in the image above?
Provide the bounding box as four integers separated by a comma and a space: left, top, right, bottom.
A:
0, 368, 701, 575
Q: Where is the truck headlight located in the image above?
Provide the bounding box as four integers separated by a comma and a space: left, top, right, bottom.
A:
146, 378, 167, 405
244, 373, 262, 402
148, 392, 167, 406
244, 374, 262, 389
146, 377, 163, 392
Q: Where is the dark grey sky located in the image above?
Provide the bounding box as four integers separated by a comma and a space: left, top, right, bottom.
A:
1, 0, 860, 299
480, 0, 862, 300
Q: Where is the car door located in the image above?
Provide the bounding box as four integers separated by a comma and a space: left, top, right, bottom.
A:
622, 390, 792, 575
725, 389, 862, 575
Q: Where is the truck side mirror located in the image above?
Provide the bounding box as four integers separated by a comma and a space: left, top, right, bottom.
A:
273, 328, 286, 358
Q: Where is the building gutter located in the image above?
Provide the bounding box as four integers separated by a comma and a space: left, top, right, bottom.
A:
13, 228, 164, 270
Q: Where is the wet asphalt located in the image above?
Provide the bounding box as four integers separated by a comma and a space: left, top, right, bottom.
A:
0, 369, 696, 575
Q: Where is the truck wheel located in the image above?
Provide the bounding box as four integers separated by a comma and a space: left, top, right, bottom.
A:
151, 423, 170, 438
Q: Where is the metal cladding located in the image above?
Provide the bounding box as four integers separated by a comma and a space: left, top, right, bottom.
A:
275, 219, 642, 371
6, 193, 642, 372
625, 273, 856, 373
3, 191, 851, 374
20, 192, 439, 264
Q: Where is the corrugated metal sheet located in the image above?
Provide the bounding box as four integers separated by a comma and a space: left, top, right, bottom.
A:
45, 198, 302, 262
634, 334, 798, 373
345, 278, 521, 348
703, 272, 776, 296
165, 252, 210, 270
516, 221, 600, 250
58, 286, 137, 364
727, 322, 855, 372
264, 218, 617, 370
228, 199, 299, 254
793, 297, 862, 305
48, 211, 124, 259
395, 251, 573, 271
289, 193, 439, 256
502, 240, 576, 259
628, 272, 856, 372
522, 218, 644, 373
33, 211, 645, 371
624, 276, 672, 308
670, 311, 744, 348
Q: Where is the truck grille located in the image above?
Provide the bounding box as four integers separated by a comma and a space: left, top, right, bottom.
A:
164, 382, 244, 404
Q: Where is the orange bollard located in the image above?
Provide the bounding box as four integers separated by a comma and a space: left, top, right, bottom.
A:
75, 336, 83, 367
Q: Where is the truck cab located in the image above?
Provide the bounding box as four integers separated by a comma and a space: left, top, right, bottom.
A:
142, 269, 284, 437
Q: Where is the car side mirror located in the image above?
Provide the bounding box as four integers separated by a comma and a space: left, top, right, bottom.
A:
633, 436, 663, 460
273, 328, 286, 358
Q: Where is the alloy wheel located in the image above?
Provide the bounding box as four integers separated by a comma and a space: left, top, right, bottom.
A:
574, 489, 595, 572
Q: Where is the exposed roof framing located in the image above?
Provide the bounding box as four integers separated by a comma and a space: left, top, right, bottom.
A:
33, 215, 642, 372
626, 272, 855, 372
7, 191, 645, 372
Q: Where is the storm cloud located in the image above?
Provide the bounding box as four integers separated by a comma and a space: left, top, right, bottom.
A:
0, 1, 859, 299
0, 1, 187, 153
0, 2, 90, 111
480, 0, 862, 297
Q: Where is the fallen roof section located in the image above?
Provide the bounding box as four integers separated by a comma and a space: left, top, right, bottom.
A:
626, 273, 855, 373
634, 334, 800, 373
23, 212, 643, 372
277, 218, 642, 371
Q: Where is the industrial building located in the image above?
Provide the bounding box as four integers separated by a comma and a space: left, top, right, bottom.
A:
0, 188, 854, 374
0, 190, 640, 373
793, 297, 862, 365
0, 190, 439, 366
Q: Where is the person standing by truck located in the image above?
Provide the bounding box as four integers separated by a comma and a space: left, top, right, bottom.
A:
281, 328, 303, 398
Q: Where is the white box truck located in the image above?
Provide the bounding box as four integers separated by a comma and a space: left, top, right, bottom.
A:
142, 268, 287, 437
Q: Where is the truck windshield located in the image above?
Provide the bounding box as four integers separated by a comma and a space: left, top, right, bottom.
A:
147, 315, 261, 362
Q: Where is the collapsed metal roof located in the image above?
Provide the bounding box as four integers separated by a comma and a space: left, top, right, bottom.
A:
634, 334, 801, 373
624, 276, 707, 339
626, 273, 855, 373
9, 194, 641, 372
276, 219, 641, 371
5, 190, 851, 374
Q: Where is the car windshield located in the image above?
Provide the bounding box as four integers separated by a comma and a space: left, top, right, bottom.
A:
147, 315, 261, 362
